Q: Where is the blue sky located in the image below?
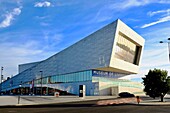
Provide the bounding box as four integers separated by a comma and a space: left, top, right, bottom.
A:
1, 0, 170, 81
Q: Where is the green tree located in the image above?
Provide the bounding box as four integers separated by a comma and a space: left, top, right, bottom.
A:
142, 69, 170, 102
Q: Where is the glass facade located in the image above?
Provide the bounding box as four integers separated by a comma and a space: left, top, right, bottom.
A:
34, 70, 92, 85
30, 70, 126, 85
1, 69, 143, 96
115, 32, 140, 65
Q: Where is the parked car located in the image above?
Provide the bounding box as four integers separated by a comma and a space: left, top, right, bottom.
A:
118, 92, 135, 98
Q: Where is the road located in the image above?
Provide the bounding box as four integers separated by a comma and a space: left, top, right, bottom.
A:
0, 99, 169, 113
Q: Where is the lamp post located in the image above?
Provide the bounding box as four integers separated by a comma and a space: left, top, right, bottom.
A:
20, 81, 22, 95
19, 84, 22, 95
160, 38, 170, 61
0, 67, 3, 95
18, 84, 22, 104
0, 67, 3, 82
159, 38, 170, 102
40, 71, 43, 96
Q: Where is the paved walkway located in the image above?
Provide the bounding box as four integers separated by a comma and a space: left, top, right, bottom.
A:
139, 95, 170, 105
0, 95, 116, 106
0, 95, 170, 106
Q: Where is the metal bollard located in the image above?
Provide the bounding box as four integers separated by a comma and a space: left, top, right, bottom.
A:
18, 96, 20, 104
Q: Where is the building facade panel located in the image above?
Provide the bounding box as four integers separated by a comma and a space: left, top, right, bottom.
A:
18, 61, 41, 73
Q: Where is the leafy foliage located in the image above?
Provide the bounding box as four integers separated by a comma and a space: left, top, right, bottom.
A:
142, 69, 170, 99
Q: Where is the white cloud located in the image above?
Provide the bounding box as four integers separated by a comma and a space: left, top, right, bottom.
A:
91, 6, 113, 23
142, 49, 168, 68
121, 0, 150, 9
36, 16, 49, 20
141, 6, 170, 28
0, 7, 21, 28
43, 32, 63, 50
147, 9, 170, 17
109, 0, 152, 10
141, 16, 170, 28
159, 0, 170, 4
34, 1, 51, 7
0, 41, 42, 77
13, 8, 21, 15
0, 14, 13, 28
40, 22, 50, 26
0, 40, 57, 78
110, 0, 170, 10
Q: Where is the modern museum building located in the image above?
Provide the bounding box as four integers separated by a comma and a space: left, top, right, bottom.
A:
0, 19, 145, 96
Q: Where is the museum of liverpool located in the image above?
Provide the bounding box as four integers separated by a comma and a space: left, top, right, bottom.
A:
0, 19, 145, 96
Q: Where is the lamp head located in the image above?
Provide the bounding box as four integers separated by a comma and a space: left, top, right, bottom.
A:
160, 41, 163, 43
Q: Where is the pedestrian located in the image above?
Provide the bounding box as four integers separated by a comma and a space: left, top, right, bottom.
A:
136, 96, 140, 104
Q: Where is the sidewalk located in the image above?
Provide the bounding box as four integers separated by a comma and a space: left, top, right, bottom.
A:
139, 95, 170, 105
0, 95, 170, 107
0, 95, 117, 106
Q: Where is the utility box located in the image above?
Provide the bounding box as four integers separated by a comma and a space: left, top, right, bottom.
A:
79, 85, 86, 97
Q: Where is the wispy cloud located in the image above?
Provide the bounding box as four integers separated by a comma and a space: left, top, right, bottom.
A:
109, 0, 152, 10
0, 41, 43, 76
91, 6, 113, 23
40, 22, 50, 26
141, 7, 170, 28
0, 40, 59, 77
142, 48, 168, 67
159, 0, 170, 4
147, 9, 170, 17
35, 16, 49, 20
120, 0, 150, 9
0, 7, 21, 28
34, 1, 51, 7
141, 15, 170, 28
109, 0, 170, 10
55, 1, 79, 7
43, 31, 63, 50
93, 0, 170, 27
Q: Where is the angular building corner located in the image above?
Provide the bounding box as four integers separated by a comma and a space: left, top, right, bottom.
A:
0, 19, 145, 96
110, 19, 145, 74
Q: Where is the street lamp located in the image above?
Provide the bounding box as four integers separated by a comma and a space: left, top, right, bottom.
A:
0, 67, 3, 82
19, 84, 22, 95
40, 71, 43, 96
18, 83, 22, 104
160, 38, 170, 61
159, 38, 170, 102
0, 67, 3, 95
